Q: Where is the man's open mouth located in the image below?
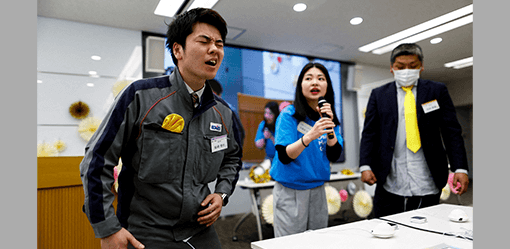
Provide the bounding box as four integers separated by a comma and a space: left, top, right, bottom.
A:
205, 60, 217, 66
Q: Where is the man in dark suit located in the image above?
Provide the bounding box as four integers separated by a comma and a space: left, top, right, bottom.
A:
359, 43, 470, 218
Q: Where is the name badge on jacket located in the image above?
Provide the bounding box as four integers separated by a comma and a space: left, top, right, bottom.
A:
211, 134, 228, 153
422, 99, 440, 113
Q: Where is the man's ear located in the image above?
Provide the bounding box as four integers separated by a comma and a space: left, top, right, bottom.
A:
173, 42, 183, 60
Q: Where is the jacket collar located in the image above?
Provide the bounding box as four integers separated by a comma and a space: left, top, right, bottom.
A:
169, 67, 217, 115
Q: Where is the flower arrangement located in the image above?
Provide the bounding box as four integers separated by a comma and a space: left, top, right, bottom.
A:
53, 139, 67, 153
353, 190, 373, 218
340, 168, 354, 175
339, 189, 348, 202
78, 117, 102, 141
325, 185, 341, 215
261, 194, 274, 224
69, 101, 90, 119
37, 142, 58, 157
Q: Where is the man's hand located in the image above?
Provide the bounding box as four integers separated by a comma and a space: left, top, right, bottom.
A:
100, 228, 144, 249
361, 170, 377, 185
197, 193, 223, 227
453, 173, 469, 195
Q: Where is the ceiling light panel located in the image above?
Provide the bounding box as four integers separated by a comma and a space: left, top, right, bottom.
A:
359, 4, 473, 53
187, 0, 219, 11
154, 0, 186, 18
444, 57, 473, 69
371, 14, 472, 55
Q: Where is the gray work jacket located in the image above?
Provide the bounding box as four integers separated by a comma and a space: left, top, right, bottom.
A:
80, 68, 242, 243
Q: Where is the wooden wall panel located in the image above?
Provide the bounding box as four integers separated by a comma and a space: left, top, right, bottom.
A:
38, 186, 101, 249
37, 157, 118, 249
37, 156, 84, 189
237, 93, 291, 162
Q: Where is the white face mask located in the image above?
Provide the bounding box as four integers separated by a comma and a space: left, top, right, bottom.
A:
393, 68, 421, 87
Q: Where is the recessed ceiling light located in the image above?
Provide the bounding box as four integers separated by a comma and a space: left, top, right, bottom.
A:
87, 83, 95, 87
293, 3, 307, 12
91, 55, 101, 61
430, 37, 443, 44
88, 71, 97, 75
350, 17, 363, 25
37, 80, 42, 84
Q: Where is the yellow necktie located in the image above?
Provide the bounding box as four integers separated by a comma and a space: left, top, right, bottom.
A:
402, 86, 421, 153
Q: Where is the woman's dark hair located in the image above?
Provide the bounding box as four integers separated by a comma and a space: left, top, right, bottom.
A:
166, 8, 228, 65
293, 62, 340, 126
263, 101, 280, 133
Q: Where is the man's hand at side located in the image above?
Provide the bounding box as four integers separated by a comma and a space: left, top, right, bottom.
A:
101, 228, 145, 249
361, 170, 377, 185
197, 193, 223, 227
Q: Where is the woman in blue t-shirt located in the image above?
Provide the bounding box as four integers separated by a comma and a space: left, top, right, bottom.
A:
270, 62, 343, 237
254, 101, 280, 160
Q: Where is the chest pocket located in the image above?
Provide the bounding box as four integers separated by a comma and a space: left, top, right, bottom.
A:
138, 124, 185, 183
195, 133, 227, 184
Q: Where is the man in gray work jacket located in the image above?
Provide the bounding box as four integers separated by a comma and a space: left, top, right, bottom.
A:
80, 8, 242, 249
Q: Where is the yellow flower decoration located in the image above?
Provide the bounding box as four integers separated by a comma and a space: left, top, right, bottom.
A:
162, 114, 185, 133
69, 101, 90, 119
353, 190, 373, 218
37, 142, 58, 157
440, 183, 451, 201
325, 185, 341, 215
261, 194, 274, 224
53, 139, 67, 153
78, 117, 102, 142
112, 80, 132, 97
341, 168, 354, 175
249, 165, 272, 183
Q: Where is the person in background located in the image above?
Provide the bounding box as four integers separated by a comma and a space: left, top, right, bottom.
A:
359, 43, 469, 218
80, 8, 242, 249
209, 78, 246, 147
254, 101, 280, 161
279, 101, 291, 113
269, 62, 343, 237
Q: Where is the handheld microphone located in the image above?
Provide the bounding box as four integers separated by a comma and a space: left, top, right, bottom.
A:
318, 96, 335, 139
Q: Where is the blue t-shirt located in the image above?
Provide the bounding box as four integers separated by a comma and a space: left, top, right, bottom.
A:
269, 105, 343, 190
254, 120, 276, 160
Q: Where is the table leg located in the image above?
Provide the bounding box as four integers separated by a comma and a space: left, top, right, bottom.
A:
249, 188, 263, 241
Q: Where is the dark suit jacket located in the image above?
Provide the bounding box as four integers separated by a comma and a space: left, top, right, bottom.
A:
359, 79, 468, 190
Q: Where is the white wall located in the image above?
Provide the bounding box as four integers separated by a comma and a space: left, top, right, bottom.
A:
37, 17, 142, 156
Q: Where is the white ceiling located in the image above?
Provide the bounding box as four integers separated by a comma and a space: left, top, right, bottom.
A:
37, 0, 473, 85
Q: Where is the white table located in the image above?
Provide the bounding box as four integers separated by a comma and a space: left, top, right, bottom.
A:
251, 204, 473, 249
235, 172, 361, 241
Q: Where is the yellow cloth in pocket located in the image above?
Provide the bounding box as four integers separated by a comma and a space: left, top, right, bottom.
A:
161, 114, 185, 133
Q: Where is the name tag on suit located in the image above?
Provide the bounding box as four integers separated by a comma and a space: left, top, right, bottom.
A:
421, 99, 440, 113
